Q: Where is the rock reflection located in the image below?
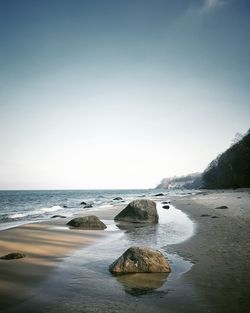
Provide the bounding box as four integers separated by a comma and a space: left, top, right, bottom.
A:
115, 222, 159, 246
114, 272, 169, 296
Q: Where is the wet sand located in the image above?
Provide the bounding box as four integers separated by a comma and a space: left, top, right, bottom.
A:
170, 189, 250, 313
0, 205, 124, 310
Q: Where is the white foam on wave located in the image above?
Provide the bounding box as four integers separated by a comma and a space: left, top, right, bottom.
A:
98, 204, 113, 209
8, 213, 28, 219
40, 205, 62, 213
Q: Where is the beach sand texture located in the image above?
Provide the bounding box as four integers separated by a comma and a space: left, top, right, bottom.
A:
170, 190, 250, 313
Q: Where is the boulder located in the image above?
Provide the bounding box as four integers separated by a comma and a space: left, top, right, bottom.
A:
113, 197, 123, 201
114, 199, 158, 223
109, 246, 170, 274
67, 215, 107, 230
162, 205, 170, 209
1, 252, 26, 260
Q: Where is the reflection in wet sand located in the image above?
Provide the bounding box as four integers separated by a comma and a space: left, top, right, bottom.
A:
114, 272, 169, 295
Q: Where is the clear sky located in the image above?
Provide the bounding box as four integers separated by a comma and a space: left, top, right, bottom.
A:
0, 0, 249, 189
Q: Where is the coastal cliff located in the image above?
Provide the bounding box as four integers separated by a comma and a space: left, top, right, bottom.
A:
157, 129, 250, 190
201, 130, 250, 189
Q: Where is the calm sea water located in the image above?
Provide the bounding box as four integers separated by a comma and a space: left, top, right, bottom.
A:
0, 189, 195, 231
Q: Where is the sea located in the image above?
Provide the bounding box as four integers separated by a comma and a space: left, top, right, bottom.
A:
0, 189, 195, 231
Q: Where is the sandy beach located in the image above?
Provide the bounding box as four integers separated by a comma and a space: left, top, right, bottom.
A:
1, 190, 250, 313
170, 189, 250, 313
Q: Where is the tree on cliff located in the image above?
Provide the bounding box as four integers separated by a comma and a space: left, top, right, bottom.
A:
202, 129, 250, 189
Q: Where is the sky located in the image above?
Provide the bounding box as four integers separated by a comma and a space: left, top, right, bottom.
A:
0, 0, 249, 189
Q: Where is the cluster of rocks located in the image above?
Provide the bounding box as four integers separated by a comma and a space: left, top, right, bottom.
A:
2, 199, 171, 282
65, 198, 171, 275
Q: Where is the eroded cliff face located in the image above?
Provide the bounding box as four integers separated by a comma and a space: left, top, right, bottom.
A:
156, 173, 202, 189
202, 131, 250, 189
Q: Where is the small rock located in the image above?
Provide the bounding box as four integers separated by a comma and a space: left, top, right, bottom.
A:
51, 215, 66, 218
162, 201, 170, 204
67, 215, 107, 230
114, 199, 158, 224
162, 205, 170, 209
84, 204, 93, 208
211, 216, 219, 218
215, 206, 228, 209
80, 201, 87, 205
109, 246, 171, 274
200, 214, 210, 217
154, 193, 164, 197
1, 252, 26, 260
113, 197, 123, 201
63, 205, 68, 208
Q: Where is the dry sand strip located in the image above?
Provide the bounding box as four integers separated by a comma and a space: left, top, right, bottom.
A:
0, 205, 123, 310
169, 189, 250, 313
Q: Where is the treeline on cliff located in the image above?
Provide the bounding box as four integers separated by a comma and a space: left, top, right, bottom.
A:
201, 129, 250, 189
157, 129, 250, 190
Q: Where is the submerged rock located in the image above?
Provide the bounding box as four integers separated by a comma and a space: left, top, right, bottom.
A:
215, 206, 228, 209
67, 215, 107, 230
109, 246, 170, 274
162, 201, 170, 204
1, 252, 26, 260
114, 199, 158, 223
154, 193, 164, 197
51, 215, 66, 218
84, 204, 93, 208
113, 197, 123, 201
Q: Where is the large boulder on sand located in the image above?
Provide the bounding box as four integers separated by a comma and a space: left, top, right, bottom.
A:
67, 215, 107, 230
109, 246, 170, 274
114, 199, 158, 223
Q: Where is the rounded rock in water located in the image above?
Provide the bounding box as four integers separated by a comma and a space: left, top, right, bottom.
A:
109, 246, 171, 274
67, 215, 107, 230
114, 199, 158, 223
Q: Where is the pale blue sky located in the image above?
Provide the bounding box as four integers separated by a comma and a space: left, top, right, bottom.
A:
0, 0, 249, 189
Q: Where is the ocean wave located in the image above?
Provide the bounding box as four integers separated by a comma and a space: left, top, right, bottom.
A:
40, 205, 63, 213
8, 213, 28, 219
